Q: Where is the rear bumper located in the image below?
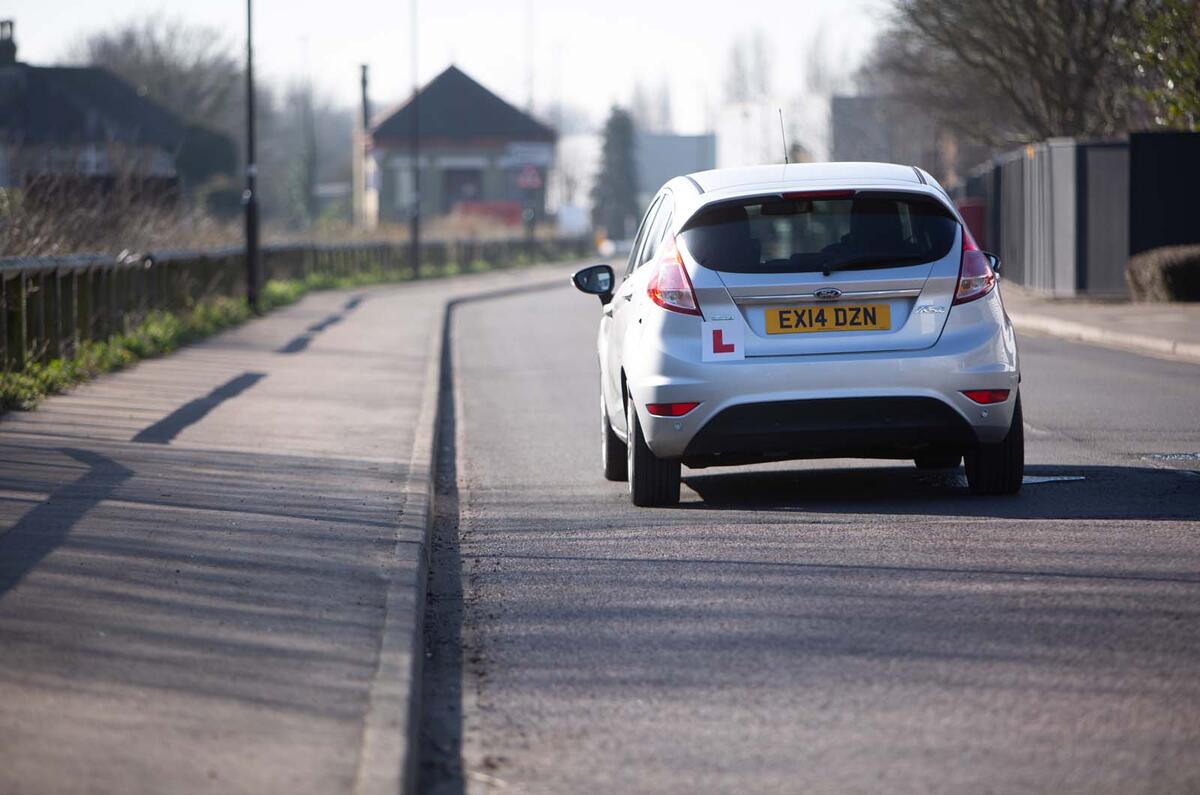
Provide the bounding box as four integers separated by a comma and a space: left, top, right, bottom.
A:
680, 396, 978, 467
625, 292, 1019, 461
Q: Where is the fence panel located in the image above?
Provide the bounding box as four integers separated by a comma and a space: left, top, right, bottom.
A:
1082, 144, 1130, 296
954, 135, 1200, 297
0, 236, 589, 372
1129, 131, 1200, 256
997, 154, 1026, 288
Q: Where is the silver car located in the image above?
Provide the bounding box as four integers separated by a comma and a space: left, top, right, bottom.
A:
573, 163, 1022, 507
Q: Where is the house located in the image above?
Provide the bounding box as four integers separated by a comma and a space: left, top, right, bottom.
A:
0, 21, 186, 198
364, 65, 556, 228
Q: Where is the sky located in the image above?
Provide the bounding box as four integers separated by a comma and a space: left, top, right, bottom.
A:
5, 0, 885, 142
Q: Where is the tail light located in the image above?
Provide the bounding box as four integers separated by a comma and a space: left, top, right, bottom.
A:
962, 389, 1010, 405
953, 227, 996, 305
647, 235, 701, 316
646, 402, 700, 417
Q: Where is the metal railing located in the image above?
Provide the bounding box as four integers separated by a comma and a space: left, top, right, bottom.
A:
0, 236, 591, 373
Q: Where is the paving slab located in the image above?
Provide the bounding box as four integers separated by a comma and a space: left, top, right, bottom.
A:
0, 264, 574, 795
1002, 282, 1200, 364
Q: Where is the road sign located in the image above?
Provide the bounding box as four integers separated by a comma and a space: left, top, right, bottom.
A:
516, 165, 542, 190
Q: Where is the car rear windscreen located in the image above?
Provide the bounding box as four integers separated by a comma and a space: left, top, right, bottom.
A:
679, 191, 959, 274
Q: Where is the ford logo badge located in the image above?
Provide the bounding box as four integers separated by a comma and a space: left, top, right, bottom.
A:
814, 288, 842, 301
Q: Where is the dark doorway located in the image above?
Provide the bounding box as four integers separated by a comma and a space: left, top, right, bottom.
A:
442, 168, 483, 213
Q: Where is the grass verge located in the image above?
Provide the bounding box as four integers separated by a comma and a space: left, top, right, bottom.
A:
0, 266, 416, 413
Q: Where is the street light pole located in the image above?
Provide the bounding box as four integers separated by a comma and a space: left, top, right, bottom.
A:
243, 0, 261, 312
409, 0, 420, 278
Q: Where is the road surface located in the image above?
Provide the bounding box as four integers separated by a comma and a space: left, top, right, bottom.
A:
421, 281, 1200, 794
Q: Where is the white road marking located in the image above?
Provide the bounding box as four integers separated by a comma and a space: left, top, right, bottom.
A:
1022, 475, 1086, 485
1141, 452, 1200, 463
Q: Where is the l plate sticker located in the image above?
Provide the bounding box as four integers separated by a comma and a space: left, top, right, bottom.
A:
701, 320, 745, 362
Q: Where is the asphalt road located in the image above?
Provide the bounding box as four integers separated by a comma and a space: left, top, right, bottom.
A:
421, 282, 1200, 794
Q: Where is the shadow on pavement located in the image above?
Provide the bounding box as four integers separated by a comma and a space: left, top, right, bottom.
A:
681, 463, 1200, 520
276, 293, 368, 354
132, 371, 266, 444
0, 448, 133, 597
0, 440, 406, 725
418, 300, 467, 795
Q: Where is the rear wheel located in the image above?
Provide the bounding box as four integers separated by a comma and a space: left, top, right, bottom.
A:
626, 399, 680, 507
601, 384, 627, 482
914, 454, 962, 470
965, 395, 1024, 495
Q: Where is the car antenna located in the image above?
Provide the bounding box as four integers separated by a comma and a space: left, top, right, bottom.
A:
778, 108, 789, 165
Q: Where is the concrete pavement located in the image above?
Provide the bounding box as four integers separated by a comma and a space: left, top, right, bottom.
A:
0, 264, 574, 795
1002, 281, 1200, 364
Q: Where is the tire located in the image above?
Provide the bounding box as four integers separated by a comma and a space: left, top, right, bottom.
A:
964, 395, 1024, 495
914, 454, 962, 470
626, 398, 680, 507
601, 384, 627, 482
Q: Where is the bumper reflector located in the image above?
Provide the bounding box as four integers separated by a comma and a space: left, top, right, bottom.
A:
647, 402, 700, 417
961, 389, 1010, 405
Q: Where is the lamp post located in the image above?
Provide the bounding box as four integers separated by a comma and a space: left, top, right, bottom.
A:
409, 0, 420, 278
243, 0, 261, 311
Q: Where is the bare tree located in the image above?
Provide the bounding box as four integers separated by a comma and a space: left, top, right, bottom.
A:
863, 0, 1144, 146
630, 79, 674, 134
630, 81, 655, 132
792, 24, 855, 161
656, 81, 674, 133
69, 17, 242, 137
282, 81, 319, 227
724, 31, 772, 104
553, 142, 589, 207
0, 161, 240, 257
540, 99, 593, 136
69, 17, 328, 225
802, 26, 852, 100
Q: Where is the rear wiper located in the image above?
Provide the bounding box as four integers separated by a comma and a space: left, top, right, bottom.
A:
820, 253, 927, 276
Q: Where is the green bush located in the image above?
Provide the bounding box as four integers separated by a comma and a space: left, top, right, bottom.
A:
0, 297, 253, 413
1127, 245, 1200, 302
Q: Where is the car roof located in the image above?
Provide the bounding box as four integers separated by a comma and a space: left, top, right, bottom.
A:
662, 162, 955, 229
688, 162, 925, 193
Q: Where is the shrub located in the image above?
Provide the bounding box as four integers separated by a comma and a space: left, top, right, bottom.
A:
1127, 245, 1200, 302
0, 299, 249, 413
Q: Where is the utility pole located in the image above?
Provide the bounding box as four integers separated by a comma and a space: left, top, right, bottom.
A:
360, 64, 370, 129
525, 0, 534, 112
354, 64, 370, 229
243, 0, 260, 311
409, 0, 420, 278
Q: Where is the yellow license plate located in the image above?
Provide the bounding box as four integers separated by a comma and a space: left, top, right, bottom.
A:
765, 304, 891, 334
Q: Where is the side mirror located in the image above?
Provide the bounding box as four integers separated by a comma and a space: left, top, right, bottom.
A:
984, 251, 1002, 277
571, 264, 615, 304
